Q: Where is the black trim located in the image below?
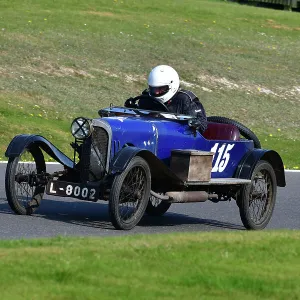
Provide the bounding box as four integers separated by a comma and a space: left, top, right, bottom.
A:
80, 137, 92, 181
235, 149, 286, 187
5, 134, 74, 169
110, 146, 184, 191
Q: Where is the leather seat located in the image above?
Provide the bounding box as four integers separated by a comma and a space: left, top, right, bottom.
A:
202, 122, 240, 141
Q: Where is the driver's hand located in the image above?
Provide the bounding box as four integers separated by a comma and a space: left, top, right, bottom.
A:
124, 97, 138, 108
188, 119, 201, 129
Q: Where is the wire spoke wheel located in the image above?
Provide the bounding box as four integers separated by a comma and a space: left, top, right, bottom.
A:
5, 146, 46, 215
248, 170, 272, 224
109, 156, 151, 230
16, 152, 37, 208
118, 167, 146, 221
146, 191, 171, 216
238, 160, 277, 230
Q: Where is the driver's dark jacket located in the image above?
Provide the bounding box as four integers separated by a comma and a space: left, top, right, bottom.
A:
127, 89, 207, 133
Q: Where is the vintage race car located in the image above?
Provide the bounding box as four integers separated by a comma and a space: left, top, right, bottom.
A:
5, 102, 286, 230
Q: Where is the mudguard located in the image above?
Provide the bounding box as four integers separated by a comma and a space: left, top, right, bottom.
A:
5, 134, 74, 169
235, 149, 286, 187
110, 146, 184, 190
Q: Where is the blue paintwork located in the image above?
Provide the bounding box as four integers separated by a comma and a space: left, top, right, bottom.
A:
102, 115, 254, 179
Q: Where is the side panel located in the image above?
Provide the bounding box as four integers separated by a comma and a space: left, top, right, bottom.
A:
101, 117, 157, 158
153, 121, 254, 179
155, 121, 198, 163
99, 116, 256, 179
203, 140, 254, 179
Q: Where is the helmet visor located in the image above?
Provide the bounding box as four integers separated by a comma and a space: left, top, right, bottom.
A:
149, 85, 170, 97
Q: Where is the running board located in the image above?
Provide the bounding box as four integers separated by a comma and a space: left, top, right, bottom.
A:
185, 178, 251, 186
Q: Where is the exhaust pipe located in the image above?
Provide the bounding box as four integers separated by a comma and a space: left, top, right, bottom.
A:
166, 191, 208, 203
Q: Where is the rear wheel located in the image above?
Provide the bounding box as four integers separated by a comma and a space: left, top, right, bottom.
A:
5, 146, 46, 215
146, 192, 171, 216
109, 156, 151, 230
237, 160, 277, 230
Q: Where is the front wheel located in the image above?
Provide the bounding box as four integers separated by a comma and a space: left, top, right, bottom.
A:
5, 146, 46, 215
109, 156, 151, 230
237, 160, 277, 230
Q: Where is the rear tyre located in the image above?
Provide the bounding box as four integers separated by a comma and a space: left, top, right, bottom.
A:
237, 160, 277, 230
109, 156, 151, 230
146, 192, 171, 216
5, 146, 46, 215
207, 116, 261, 148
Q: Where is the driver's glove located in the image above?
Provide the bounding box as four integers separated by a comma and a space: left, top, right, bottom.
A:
124, 97, 138, 108
188, 119, 201, 130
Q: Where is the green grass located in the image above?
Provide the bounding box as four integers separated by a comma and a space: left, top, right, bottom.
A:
0, 92, 71, 158
0, 231, 299, 299
1, 0, 300, 167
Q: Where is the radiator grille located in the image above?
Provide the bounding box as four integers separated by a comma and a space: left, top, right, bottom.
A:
89, 127, 109, 180
92, 127, 109, 165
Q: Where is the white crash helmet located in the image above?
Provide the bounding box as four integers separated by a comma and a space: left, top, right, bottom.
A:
147, 65, 180, 103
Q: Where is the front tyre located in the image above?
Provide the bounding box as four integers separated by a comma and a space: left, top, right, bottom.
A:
109, 156, 151, 230
5, 146, 46, 215
237, 160, 277, 230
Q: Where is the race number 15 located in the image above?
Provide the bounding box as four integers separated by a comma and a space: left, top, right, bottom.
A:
210, 143, 235, 173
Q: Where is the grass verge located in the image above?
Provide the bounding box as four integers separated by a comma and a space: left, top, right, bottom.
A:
0, 231, 299, 299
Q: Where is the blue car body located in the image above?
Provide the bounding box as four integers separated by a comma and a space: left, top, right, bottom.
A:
5, 106, 285, 187
102, 116, 253, 179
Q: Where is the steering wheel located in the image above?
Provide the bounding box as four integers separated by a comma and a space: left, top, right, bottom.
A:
126, 95, 169, 112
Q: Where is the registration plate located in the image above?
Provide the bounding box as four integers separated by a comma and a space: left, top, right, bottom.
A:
46, 181, 99, 201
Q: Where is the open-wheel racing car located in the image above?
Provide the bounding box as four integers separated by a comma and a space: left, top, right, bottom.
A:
5, 100, 286, 230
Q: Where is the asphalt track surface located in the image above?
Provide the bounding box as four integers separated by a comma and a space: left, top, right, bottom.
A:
0, 163, 299, 239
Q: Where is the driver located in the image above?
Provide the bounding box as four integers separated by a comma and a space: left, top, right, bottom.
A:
124, 65, 207, 133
